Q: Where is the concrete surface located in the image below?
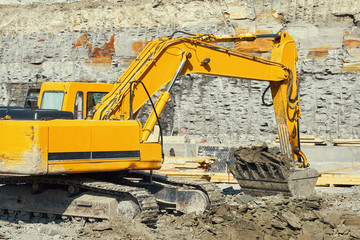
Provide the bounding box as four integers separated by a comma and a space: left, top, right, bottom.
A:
302, 146, 360, 174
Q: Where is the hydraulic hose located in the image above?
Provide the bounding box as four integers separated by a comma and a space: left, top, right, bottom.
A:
261, 84, 273, 107
129, 81, 164, 161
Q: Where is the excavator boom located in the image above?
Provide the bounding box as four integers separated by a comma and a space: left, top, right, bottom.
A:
92, 32, 304, 165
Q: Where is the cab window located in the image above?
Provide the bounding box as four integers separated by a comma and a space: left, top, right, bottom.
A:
40, 91, 64, 111
74, 91, 84, 119
87, 92, 108, 117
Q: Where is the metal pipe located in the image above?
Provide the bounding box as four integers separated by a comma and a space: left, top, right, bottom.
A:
129, 81, 135, 119
256, 34, 280, 38
167, 54, 187, 92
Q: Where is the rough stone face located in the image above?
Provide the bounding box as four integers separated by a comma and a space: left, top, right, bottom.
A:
0, 0, 360, 144
282, 211, 302, 229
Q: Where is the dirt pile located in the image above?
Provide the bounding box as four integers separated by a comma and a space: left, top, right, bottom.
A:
153, 192, 359, 240
232, 143, 291, 169
77, 188, 360, 240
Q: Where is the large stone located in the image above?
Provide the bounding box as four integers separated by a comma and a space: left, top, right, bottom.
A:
350, 229, 360, 239
301, 221, 325, 240
39, 226, 60, 237
344, 215, 360, 228
271, 218, 287, 230
212, 216, 225, 224
282, 212, 302, 229
233, 195, 254, 204
323, 213, 343, 228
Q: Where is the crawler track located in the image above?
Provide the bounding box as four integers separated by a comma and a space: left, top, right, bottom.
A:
0, 173, 224, 225
130, 171, 224, 212
0, 175, 159, 225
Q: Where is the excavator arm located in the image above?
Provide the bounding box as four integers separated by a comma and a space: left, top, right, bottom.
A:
92, 32, 306, 167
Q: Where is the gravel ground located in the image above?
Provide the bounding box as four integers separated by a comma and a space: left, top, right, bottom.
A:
0, 185, 359, 240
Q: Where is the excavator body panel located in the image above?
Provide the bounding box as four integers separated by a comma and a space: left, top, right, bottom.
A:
0, 120, 48, 175
0, 119, 162, 175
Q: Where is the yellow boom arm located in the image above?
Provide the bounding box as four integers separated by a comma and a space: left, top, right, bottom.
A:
92, 32, 307, 167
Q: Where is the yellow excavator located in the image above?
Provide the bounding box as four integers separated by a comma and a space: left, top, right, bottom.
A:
0, 31, 318, 224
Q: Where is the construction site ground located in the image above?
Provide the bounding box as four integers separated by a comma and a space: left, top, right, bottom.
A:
0, 185, 359, 240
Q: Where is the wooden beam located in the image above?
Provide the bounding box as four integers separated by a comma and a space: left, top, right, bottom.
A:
317, 173, 360, 186
332, 139, 360, 144
318, 164, 360, 174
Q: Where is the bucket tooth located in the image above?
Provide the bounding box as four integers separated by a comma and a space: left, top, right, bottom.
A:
264, 163, 276, 179
276, 166, 288, 180
254, 163, 267, 178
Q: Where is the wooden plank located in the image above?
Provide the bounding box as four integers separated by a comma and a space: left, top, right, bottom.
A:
275, 134, 315, 140
160, 156, 216, 172
334, 144, 360, 147
332, 139, 360, 144
319, 164, 360, 174
299, 135, 316, 140
274, 138, 326, 145
164, 156, 217, 163
316, 173, 360, 185
209, 173, 237, 183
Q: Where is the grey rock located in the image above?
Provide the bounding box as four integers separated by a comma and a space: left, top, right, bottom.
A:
301, 212, 319, 221
301, 221, 325, 240
39, 226, 61, 236
350, 229, 360, 239
282, 212, 302, 229
233, 195, 254, 204
337, 225, 350, 235
271, 219, 287, 230
305, 201, 321, 209
211, 216, 225, 224
237, 204, 248, 213
323, 213, 343, 228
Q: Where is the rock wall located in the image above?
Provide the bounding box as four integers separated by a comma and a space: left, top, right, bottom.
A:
0, 0, 360, 144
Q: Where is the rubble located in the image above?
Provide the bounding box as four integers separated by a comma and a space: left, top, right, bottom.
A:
0, 186, 358, 239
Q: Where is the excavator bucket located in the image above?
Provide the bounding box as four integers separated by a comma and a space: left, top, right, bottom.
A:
228, 144, 318, 197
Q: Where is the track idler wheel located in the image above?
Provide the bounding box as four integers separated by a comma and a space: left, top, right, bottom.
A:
67, 185, 80, 195
116, 200, 140, 218
176, 189, 209, 214
47, 213, 58, 221
33, 212, 43, 220
19, 211, 31, 221
32, 182, 45, 193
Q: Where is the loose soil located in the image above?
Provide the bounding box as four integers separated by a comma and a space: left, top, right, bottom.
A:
232, 143, 291, 170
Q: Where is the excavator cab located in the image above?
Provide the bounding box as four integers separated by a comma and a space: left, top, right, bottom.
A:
0, 82, 114, 121
38, 82, 113, 119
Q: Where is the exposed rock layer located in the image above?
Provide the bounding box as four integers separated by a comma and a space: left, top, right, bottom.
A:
0, 0, 360, 144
